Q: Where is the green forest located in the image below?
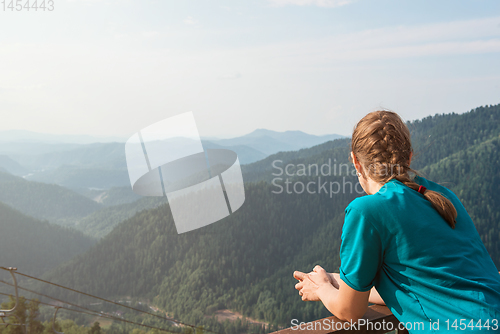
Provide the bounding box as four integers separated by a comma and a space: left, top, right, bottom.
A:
1, 104, 499, 334
0, 172, 102, 226
0, 202, 95, 276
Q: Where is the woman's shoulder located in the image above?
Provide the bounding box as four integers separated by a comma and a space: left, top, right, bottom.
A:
345, 191, 388, 217
346, 176, 460, 216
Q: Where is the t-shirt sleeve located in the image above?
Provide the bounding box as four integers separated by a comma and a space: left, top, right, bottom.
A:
339, 205, 384, 292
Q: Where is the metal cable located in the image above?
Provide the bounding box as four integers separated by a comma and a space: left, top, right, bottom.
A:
0, 290, 187, 334
10, 270, 218, 333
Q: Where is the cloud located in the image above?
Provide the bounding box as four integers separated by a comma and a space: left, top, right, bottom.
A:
218, 73, 242, 80
246, 16, 500, 65
142, 31, 160, 39
268, 0, 356, 7
183, 16, 197, 25
0, 84, 45, 91
65, 0, 105, 3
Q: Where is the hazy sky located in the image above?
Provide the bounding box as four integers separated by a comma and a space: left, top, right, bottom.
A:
1, 0, 499, 138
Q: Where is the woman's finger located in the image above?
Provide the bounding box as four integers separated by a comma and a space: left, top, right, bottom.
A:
293, 271, 306, 281
313, 265, 325, 273
295, 281, 304, 290
304, 274, 320, 287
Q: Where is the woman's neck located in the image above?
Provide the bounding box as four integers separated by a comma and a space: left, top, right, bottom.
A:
364, 178, 385, 195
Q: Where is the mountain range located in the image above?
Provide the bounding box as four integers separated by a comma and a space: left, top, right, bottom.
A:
0, 202, 95, 276
0, 129, 344, 192
25, 104, 499, 334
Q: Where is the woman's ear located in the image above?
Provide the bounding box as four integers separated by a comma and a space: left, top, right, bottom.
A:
351, 152, 360, 167
351, 152, 362, 175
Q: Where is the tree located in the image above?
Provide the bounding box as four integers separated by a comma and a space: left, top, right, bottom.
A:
0, 296, 43, 334
88, 322, 100, 334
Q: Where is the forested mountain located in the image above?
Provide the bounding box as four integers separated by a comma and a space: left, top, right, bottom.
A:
212, 129, 344, 156
25, 165, 131, 191
18, 142, 127, 171
16, 143, 131, 190
241, 137, 351, 183
0, 155, 27, 176
202, 141, 267, 164
78, 186, 142, 206
0, 171, 102, 226
0, 129, 343, 192
74, 197, 168, 238
36, 104, 500, 333
43, 182, 353, 332
0, 142, 82, 156
409, 107, 500, 169
421, 134, 500, 265
0, 202, 95, 276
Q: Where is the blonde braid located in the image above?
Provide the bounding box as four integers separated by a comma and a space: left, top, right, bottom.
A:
352, 110, 457, 228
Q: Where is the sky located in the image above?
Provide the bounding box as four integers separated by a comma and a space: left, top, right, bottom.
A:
0, 0, 499, 139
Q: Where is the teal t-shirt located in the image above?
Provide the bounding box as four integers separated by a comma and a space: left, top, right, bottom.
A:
339, 177, 500, 333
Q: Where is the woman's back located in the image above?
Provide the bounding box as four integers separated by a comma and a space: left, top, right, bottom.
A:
295, 110, 500, 333
340, 176, 500, 331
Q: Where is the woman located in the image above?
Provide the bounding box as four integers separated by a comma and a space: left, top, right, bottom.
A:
294, 110, 500, 332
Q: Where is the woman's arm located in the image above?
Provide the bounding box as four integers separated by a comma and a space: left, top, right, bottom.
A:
295, 266, 371, 322
329, 273, 385, 305
368, 285, 385, 305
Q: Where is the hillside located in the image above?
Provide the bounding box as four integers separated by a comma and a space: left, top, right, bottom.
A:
43, 181, 354, 331
0, 171, 102, 226
409, 106, 500, 169
202, 141, 267, 164
1, 130, 342, 191
241, 137, 351, 183
16, 142, 127, 171
0, 202, 95, 276
39, 104, 500, 333
74, 196, 168, 238
0, 155, 27, 176
213, 129, 344, 156
25, 165, 131, 191
420, 134, 500, 265
78, 186, 142, 206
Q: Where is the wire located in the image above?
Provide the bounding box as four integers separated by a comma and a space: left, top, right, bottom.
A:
0, 278, 103, 315
0, 291, 103, 319
2, 268, 268, 334
0, 290, 186, 334
10, 270, 221, 334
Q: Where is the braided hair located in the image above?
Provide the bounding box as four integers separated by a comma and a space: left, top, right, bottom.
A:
351, 110, 457, 228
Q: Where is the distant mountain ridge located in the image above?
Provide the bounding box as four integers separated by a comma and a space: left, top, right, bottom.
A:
74, 196, 168, 238
0, 129, 343, 190
209, 129, 344, 156
0, 171, 103, 226
0, 155, 27, 176
243, 128, 342, 142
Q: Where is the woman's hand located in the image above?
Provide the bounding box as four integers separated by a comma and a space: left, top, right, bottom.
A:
294, 268, 339, 287
293, 266, 371, 321
294, 265, 334, 301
